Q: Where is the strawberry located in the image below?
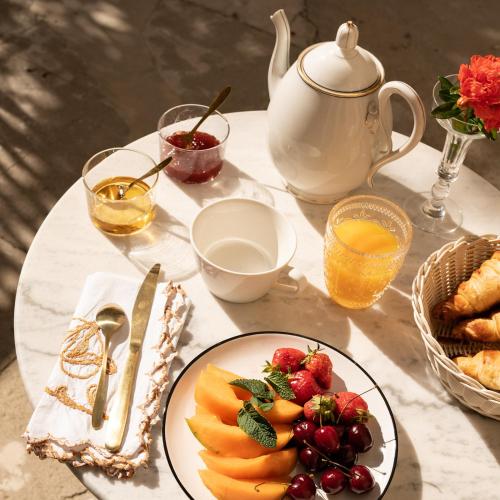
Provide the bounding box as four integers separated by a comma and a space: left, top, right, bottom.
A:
334, 391, 370, 423
267, 347, 305, 374
303, 394, 336, 424
289, 370, 324, 406
302, 344, 333, 389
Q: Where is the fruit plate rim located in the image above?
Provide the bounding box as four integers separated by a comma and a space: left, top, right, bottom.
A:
161, 330, 399, 499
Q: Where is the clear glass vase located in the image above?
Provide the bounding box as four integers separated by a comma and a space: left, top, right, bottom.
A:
404, 75, 484, 234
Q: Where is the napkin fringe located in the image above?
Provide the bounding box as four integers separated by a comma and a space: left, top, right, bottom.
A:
25, 282, 190, 479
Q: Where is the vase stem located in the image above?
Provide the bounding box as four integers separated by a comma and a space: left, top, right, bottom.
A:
422, 131, 473, 219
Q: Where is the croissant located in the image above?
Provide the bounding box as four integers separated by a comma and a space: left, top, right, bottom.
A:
453, 350, 500, 390
451, 309, 500, 342
433, 251, 500, 322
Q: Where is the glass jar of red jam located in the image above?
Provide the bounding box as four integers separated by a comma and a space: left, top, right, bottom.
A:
158, 104, 230, 184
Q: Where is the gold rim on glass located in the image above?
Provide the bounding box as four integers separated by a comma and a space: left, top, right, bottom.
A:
328, 194, 413, 259
157, 104, 230, 151
82, 147, 159, 201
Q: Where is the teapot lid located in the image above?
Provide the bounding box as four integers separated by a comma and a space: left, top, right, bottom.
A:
297, 21, 384, 97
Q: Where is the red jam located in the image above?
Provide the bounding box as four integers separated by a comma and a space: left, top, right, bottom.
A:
161, 130, 224, 183
166, 130, 220, 150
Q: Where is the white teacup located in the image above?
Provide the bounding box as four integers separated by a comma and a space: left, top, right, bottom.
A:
190, 198, 305, 303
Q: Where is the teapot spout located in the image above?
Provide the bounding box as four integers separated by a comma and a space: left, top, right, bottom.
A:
268, 9, 290, 99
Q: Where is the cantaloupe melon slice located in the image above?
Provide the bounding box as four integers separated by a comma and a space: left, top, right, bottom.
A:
195, 369, 302, 425
199, 469, 289, 500
199, 448, 297, 479
195, 405, 220, 419
186, 415, 292, 458
206, 364, 252, 399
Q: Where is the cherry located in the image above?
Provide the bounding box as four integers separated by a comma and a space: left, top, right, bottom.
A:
333, 444, 358, 468
333, 424, 346, 442
293, 421, 317, 446
320, 466, 346, 494
286, 473, 316, 500
347, 423, 373, 453
314, 425, 340, 454
299, 447, 321, 472
349, 465, 375, 494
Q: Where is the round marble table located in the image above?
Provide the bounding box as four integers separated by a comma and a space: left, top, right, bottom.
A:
15, 111, 500, 499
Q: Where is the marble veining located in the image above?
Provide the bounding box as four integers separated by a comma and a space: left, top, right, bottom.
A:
14, 112, 500, 499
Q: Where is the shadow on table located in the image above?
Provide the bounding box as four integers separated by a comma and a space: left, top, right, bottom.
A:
294, 173, 478, 245
169, 159, 277, 208
104, 206, 198, 282
348, 288, 447, 400
461, 401, 500, 466
384, 417, 423, 500
214, 279, 352, 355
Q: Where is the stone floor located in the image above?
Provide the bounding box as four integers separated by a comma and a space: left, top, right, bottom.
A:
0, 0, 498, 498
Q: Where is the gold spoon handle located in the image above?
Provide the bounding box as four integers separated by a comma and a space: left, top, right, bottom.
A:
126, 156, 172, 193
92, 335, 110, 429
185, 86, 231, 144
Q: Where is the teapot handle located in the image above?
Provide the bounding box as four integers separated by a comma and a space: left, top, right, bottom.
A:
367, 81, 426, 187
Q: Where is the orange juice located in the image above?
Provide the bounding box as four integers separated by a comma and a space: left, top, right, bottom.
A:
324, 218, 401, 309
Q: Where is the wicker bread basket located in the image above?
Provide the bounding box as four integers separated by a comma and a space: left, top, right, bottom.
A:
412, 234, 500, 420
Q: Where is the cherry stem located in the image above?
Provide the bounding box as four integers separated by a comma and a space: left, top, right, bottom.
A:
369, 467, 387, 476
382, 438, 397, 446
335, 385, 378, 424
254, 480, 290, 492
305, 441, 351, 475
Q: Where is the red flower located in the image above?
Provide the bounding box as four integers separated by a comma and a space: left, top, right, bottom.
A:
457, 55, 500, 131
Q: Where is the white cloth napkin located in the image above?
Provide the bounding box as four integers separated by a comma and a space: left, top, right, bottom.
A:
24, 272, 190, 478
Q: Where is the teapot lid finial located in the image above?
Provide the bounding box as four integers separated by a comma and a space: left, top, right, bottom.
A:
335, 21, 359, 57
297, 19, 384, 95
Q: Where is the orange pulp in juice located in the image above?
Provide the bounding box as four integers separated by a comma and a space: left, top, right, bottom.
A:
324, 219, 400, 309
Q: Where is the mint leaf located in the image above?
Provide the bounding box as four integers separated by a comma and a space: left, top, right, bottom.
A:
231, 378, 274, 412
237, 401, 277, 448
265, 371, 295, 400
230, 379, 274, 400
251, 396, 274, 412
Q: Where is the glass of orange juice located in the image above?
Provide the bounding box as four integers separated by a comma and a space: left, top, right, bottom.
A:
324, 195, 412, 309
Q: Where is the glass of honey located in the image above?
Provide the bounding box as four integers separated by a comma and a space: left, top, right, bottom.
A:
324, 195, 412, 309
158, 104, 230, 184
82, 148, 158, 236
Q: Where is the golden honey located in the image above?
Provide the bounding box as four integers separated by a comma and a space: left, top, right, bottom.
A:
89, 176, 154, 235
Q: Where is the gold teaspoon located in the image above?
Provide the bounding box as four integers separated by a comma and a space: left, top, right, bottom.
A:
182, 86, 231, 147
117, 156, 172, 199
92, 304, 127, 429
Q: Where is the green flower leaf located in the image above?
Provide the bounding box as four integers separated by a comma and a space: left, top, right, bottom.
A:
438, 75, 454, 90
237, 401, 277, 448
484, 127, 497, 141
264, 371, 295, 401
439, 89, 458, 102
433, 74, 496, 140
431, 101, 462, 119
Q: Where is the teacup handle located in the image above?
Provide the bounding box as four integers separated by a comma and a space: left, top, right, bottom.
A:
367, 81, 426, 187
272, 267, 307, 294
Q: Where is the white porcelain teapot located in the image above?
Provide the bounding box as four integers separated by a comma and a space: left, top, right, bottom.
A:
267, 10, 426, 204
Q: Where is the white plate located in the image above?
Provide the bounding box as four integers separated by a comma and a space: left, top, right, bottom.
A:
162, 331, 398, 499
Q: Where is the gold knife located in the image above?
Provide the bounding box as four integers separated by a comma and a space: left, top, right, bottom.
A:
105, 263, 161, 452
